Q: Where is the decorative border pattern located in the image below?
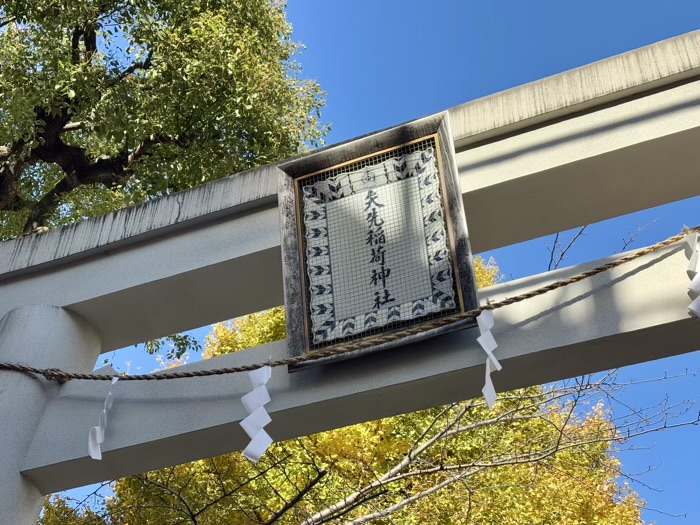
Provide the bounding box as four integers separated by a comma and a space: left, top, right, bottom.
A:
301, 147, 456, 345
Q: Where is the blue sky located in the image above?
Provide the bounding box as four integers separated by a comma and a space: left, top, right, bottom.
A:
282, 1, 700, 523
76, 1, 700, 522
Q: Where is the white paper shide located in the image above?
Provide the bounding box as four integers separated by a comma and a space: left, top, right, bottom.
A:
476, 309, 501, 408
240, 366, 273, 462
88, 377, 119, 461
686, 232, 700, 317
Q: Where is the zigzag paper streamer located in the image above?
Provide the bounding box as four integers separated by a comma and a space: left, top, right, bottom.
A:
476, 309, 501, 408
240, 366, 273, 462
686, 233, 699, 279
686, 233, 700, 317
88, 377, 119, 460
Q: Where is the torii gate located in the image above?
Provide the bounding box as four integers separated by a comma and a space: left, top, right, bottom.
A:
1, 31, 699, 524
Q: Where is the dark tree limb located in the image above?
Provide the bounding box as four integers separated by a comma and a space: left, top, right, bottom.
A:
1, 103, 74, 215
2, 21, 168, 232
0, 137, 37, 212
265, 470, 327, 525
84, 25, 97, 61
8, 196, 37, 212
136, 473, 199, 525
1, 84, 195, 232
70, 23, 98, 66
111, 49, 154, 85
0, 16, 16, 30
71, 27, 83, 65
21, 132, 194, 232
127, 133, 190, 167
24, 149, 129, 232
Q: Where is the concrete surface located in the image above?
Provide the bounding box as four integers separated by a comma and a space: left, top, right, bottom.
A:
21, 244, 699, 493
0, 306, 101, 523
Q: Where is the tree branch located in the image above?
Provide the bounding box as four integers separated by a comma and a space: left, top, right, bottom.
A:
0, 16, 16, 30
70, 23, 98, 65
618, 219, 657, 252
0, 105, 95, 227
314, 489, 389, 525
301, 378, 632, 525
0, 138, 38, 212
137, 474, 199, 524
342, 412, 698, 525
111, 49, 154, 84
548, 225, 588, 271
299, 404, 477, 525
21, 131, 193, 232
192, 454, 292, 519
71, 27, 82, 65
84, 25, 97, 62
127, 133, 194, 170
22, 145, 128, 232
347, 468, 486, 525
266, 470, 327, 525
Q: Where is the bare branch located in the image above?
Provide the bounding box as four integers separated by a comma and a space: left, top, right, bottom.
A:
547, 231, 560, 272
314, 489, 389, 525
266, 470, 327, 525
137, 473, 198, 524
192, 454, 293, 519
62, 480, 112, 518
342, 413, 698, 525
548, 225, 588, 271
347, 468, 486, 525
618, 219, 658, 252
302, 397, 565, 525
304, 370, 699, 525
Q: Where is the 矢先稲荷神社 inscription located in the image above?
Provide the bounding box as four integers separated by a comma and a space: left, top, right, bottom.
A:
301, 144, 458, 346
329, 181, 432, 319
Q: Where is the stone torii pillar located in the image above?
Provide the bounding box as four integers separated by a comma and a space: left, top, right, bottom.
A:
0, 306, 101, 525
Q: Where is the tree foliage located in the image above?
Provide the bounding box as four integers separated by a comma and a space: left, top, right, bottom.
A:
0, 0, 326, 237
41, 257, 646, 524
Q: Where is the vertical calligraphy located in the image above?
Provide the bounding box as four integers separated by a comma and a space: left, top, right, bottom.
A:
365, 189, 396, 311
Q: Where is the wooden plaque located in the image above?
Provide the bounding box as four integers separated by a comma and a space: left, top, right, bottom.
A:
278, 113, 478, 366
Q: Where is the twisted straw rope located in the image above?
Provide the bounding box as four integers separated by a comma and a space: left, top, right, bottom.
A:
2, 226, 698, 384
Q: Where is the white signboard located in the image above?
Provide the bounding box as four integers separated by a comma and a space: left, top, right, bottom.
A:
279, 116, 478, 359
301, 145, 457, 345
